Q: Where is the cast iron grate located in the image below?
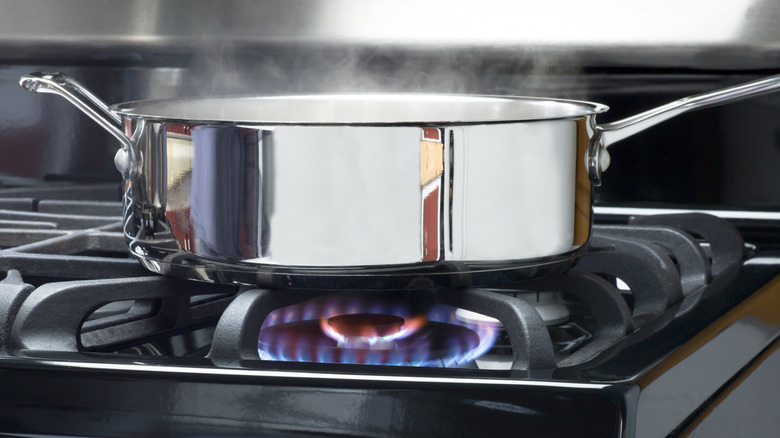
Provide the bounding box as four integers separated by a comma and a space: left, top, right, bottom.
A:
207, 213, 746, 371
0, 182, 748, 372
0, 183, 147, 282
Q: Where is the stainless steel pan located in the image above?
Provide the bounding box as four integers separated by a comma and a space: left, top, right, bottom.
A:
19, 71, 780, 289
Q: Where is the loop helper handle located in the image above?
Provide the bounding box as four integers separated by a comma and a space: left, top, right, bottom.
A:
19, 71, 140, 179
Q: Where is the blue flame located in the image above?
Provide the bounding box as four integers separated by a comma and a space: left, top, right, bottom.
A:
257, 297, 498, 367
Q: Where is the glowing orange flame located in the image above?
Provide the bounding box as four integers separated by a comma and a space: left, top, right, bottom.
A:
320, 313, 428, 347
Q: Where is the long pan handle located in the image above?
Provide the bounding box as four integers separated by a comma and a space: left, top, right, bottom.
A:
588, 74, 780, 182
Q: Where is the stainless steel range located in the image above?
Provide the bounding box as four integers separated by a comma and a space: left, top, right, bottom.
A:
1, 2, 780, 437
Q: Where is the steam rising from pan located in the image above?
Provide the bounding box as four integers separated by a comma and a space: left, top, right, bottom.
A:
186, 33, 583, 98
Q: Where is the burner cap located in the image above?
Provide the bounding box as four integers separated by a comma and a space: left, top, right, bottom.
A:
327, 313, 405, 338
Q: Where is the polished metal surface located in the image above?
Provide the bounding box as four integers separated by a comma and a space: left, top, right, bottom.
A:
20, 72, 599, 287
124, 120, 590, 278
2, 0, 780, 70
19, 71, 780, 286
112, 94, 607, 125
599, 74, 780, 148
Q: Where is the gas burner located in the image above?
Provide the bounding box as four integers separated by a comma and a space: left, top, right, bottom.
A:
259, 318, 480, 367
256, 295, 499, 367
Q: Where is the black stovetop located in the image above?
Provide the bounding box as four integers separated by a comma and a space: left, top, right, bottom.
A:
1, 183, 779, 437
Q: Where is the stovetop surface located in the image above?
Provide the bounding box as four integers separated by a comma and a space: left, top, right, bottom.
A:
1, 183, 780, 437
0, 182, 776, 377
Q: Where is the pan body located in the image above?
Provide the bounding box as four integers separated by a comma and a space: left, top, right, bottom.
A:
121, 97, 597, 289
24, 75, 777, 288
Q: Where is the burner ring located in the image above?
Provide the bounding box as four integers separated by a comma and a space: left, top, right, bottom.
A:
257, 294, 498, 367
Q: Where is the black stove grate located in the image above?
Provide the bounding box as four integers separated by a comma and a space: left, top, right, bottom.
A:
0, 183, 751, 373
0, 183, 146, 281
